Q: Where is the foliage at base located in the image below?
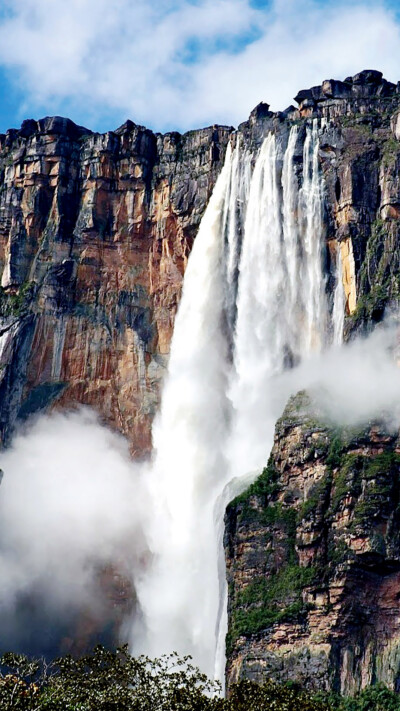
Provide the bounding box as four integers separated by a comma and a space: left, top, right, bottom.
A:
1, 647, 400, 710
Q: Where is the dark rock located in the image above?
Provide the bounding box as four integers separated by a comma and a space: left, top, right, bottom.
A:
249, 102, 271, 121
321, 79, 352, 99
19, 119, 38, 138
1, 68, 400, 676
353, 69, 383, 84
36, 115, 91, 139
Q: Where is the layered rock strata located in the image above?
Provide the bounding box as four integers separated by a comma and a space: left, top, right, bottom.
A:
225, 391, 400, 694
1, 70, 400, 451
0, 119, 231, 452
2, 71, 400, 453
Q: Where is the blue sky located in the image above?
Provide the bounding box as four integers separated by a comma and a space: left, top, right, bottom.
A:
0, 0, 399, 135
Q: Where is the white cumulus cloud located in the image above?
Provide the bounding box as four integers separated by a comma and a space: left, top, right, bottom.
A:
0, 0, 399, 131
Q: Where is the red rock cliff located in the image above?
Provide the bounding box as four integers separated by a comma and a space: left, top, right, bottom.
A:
0, 117, 231, 454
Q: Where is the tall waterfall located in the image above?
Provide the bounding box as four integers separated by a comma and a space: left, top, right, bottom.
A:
333, 245, 345, 346
132, 121, 343, 683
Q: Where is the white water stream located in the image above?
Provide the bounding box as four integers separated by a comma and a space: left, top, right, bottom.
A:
131, 121, 344, 684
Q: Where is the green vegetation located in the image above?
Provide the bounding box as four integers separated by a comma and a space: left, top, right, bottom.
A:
3, 154, 14, 167
0, 646, 219, 711
319, 684, 400, 711
382, 136, 400, 166
326, 537, 352, 566
231, 456, 280, 511
227, 493, 313, 654
0, 281, 36, 318
328, 450, 400, 528
330, 453, 363, 512
275, 390, 325, 433
227, 400, 400, 658
339, 114, 374, 132
326, 432, 345, 468
350, 284, 389, 328
2, 646, 400, 711
349, 216, 400, 330
227, 564, 316, 653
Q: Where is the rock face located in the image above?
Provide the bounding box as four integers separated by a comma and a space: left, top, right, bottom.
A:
225, 392, 400, 694
2, 70, 400, 454
0, 118, 231, 452
1, 70, 400, 452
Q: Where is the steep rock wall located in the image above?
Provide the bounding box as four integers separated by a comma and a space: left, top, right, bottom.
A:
2, 70, 400, 453
1, 69, 400, 670
225, 392, 400, 694
224, 71, 400, 693
0, 118, 231, 452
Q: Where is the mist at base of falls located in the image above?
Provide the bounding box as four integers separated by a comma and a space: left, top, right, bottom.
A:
1, 122, 400, 684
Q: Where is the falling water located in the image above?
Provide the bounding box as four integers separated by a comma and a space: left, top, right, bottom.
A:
131, 146, 234, 676
132, 121, 343, 684
333, 244, 345, 345
222, 137, 252, 337
300, 121, 328, 351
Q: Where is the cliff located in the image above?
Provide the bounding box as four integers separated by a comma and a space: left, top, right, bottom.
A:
1, 70, 400, 453
223, 72, 400, 693
0, 117, 231, 453
225, 391, 400, 694
1, 70, 400, 679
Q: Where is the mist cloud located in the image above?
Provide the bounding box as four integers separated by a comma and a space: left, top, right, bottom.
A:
0, 0, 399, 131
0, 408, 148, 655
277, 318, 400, 430
0, 319, 400, 657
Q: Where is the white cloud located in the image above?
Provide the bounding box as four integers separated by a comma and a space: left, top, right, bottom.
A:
0, 408, 148, 653
0, 0, 399, 131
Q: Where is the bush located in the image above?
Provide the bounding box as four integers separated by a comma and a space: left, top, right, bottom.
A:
1, 646, 400, 710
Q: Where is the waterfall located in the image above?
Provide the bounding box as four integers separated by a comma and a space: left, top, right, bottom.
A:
132, 121, 344, 684
131, 145, 233, 676
222, 137, 252, 338
299, 121, 328, 352
333, 244, 345, 345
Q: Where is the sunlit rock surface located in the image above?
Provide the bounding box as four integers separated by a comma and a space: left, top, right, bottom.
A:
2, 71, 400, 453
0, 118, 231, 452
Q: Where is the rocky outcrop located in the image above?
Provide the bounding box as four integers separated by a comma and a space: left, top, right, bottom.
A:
225, 391, 400, 694
0, 118, 231, 452
224, 75, 400, 693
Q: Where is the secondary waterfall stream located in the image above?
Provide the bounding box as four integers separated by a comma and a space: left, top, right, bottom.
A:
131, 121, 344, 684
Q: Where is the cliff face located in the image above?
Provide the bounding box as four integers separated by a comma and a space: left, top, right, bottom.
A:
1, 70, 400, 453
239, 70, 400, 336
0, 118, 231, 453
225, 392, 400, 695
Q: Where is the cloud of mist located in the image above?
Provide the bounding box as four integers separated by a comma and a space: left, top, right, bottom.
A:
225, 315, 400, 483
0, 408, 148, 655
0, 317, 399, 659
276, 317, 400, 430
0, 0, 399, 131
